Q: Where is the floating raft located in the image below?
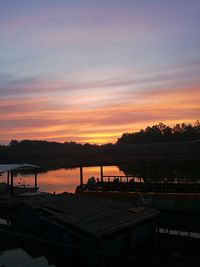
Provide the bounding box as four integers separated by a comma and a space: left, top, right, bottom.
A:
17, 193, 159, 265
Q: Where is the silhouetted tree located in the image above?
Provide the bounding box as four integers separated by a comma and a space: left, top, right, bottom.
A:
117, 121, 200, 144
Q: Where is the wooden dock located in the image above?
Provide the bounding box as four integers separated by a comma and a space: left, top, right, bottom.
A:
77, 166, 200, 194
16, 192, 159, 265
78, 175, 200, 194
76, 166, 200, 212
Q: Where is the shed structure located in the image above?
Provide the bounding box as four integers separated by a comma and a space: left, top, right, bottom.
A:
18, 193, 159, 265
0, 164, 39, 196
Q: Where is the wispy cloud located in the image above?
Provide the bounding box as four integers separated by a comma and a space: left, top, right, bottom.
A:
1, 83, 199, 144
1, 58, 200, 99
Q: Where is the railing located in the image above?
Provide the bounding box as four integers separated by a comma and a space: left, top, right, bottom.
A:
78, 175, 200, 194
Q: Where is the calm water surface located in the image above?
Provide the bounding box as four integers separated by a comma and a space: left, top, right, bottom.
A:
1, 165, 124, 193
0, 248, 55, 267
1, 164, 200, 194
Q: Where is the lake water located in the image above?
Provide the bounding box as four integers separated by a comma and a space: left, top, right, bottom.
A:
1, 165, 125, 194
0, 248, 55, 267
1, 163, 200, 194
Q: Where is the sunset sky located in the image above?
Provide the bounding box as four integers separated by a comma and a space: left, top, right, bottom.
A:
0, 0, 200, 145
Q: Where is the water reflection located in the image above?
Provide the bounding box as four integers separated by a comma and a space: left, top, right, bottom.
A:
118, 162, 200, 180
0, 218, 11, 229
0, 163, 199, 194
0, 249, 55, 267
0, 166, 124, 194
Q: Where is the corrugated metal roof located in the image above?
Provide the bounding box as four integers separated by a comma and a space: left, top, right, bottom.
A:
0, 164, 39, 172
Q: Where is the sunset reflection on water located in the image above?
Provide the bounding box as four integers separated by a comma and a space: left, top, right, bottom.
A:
39, 165, 124, 193
2, 165, 124, 194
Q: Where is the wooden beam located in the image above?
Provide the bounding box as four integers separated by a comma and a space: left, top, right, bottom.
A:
100, 165, 104, 191
34, 170, 38, 191
10, 170, 14, 197
7, 171, 10, 185
80, 166, 83, 192
100, 165, 103, 183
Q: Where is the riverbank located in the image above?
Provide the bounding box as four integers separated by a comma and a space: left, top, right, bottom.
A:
1, 141, 200, 169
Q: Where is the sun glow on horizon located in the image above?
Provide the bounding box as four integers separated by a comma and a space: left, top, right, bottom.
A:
0, 1, 200, 145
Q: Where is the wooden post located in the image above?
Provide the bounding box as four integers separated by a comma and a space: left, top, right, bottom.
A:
10, 170, 14, 197
80, 166, 83, 192
100, 165, 104, 191
34, 169, 38, 191
100, 165, 103, 183
7, 171, 10, 185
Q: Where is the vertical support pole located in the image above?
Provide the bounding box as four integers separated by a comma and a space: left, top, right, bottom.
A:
100, 165, 104, 191
7, 171, 10, 185
80, 166, 83, 192
34, 169, 38, 191
10, 170, 14, 197
100, 165, 103, 183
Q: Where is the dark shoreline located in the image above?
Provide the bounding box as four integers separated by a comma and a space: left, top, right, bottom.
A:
1, 140, 200, 168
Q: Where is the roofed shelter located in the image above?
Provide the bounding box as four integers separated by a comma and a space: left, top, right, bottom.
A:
0, 164, 39, 196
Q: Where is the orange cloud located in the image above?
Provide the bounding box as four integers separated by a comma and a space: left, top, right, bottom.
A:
0, 84, 199, 144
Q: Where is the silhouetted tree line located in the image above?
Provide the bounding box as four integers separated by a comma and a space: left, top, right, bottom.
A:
0, 140, 115, 167
117, 121, 200, 144
0, 121, 199, 167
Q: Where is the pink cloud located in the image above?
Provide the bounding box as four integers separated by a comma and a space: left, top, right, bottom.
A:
0, 84, 199, 145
